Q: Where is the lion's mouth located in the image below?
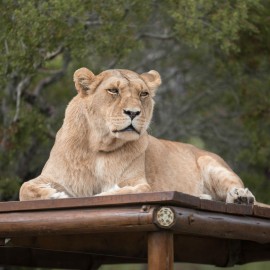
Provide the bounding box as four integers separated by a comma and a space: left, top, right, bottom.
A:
113, 125, 140, 134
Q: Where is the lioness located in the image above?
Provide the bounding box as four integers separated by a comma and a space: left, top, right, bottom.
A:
20, 68, 255, 204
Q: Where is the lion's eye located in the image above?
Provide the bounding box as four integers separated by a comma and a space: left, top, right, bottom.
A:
107, 88, 119, 95
140, 91, 149, 98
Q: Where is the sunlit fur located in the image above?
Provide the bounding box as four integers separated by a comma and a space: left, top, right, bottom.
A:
20, 68, 255, 205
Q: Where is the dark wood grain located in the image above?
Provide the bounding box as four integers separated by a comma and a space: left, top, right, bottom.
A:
171, 192, 200, 209
226, 203, 253, 216
253, 205, 270, 219
172, 207, 270, 243
200, 199, 226, 213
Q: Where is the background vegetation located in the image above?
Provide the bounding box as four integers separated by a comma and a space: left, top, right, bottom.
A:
1, 0, 270, 269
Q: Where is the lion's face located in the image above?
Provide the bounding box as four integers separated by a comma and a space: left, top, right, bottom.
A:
73, 68, 161, 142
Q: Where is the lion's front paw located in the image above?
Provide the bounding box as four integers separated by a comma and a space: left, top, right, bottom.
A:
199, 194, 213, 200
95, 185, 121, 196
226, 187, 255, 204
50, 191, 69, 199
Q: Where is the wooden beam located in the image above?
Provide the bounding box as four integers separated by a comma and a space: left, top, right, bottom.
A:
167, 207, 270, 243
0, 206, 157, 237
148, 232, 174, 270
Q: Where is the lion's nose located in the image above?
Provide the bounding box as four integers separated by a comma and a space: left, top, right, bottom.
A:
123, 109, 141, 120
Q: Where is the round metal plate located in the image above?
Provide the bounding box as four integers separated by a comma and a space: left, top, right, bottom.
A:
156, 207, 175, 227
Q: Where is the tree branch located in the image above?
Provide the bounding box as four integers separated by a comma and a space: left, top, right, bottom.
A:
34, 52, 70, 96
4, 39, 9, 54
85, 20, 102, 27
13, 76, 31, 122
139, 33, 175, 40
44, 46, 64, 61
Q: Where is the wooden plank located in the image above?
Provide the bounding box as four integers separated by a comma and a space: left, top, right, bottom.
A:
0, 191, 202, 213
226, 203, 253, 216
200, 199, 226, 213
0, 192, 175, 212
171, 207, 270, 243
0, 206, 157, 237
0, 191, 269, 218
172, 192, 200, 209
148, 232, 174, 270
253, 205, 270, 219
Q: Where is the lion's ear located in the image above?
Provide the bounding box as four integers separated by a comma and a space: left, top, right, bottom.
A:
140, 70, 161, 94
73, 68, 95, 95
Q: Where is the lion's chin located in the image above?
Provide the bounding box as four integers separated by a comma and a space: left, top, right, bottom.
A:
112, 130, 141, 141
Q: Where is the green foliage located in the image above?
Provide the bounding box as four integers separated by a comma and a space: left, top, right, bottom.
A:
0, 177, 21, 201
0, 0, 150, 80
167, 0, 261, 52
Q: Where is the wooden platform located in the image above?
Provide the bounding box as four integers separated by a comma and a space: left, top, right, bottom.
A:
0, 191, 269, 269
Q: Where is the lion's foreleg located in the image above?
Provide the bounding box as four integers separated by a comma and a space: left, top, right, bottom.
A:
96, 153, 151, 196
198, 155, 255, 204
19, 177, 70, 201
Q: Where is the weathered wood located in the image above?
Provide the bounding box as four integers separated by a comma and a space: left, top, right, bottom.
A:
200, 199, 227, 212
0, 192, 200, 213
172, 192, 200, 209
148, 232, 174, 270
0, 192, 177, 213
226, 203, 253, 216
0, 206, 157, 237
171, 207, 270, 243
1, 191, 270, 218
0, 192, 270, 269
253, 204, 270, 219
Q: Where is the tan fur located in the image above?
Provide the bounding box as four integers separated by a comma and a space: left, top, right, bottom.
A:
20, 68, 255, 204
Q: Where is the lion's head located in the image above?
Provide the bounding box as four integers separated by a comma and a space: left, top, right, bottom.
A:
73, 68, 161, 143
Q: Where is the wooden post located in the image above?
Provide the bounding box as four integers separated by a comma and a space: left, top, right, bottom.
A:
148, 232, 174, 270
